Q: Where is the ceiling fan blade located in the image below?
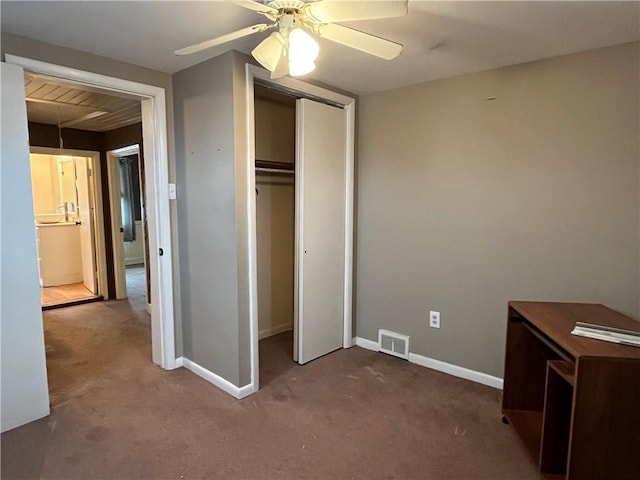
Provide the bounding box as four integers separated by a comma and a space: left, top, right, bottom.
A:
233, 1, 279, 17
305, 0, 408, 23
175, 24, 269, 55
315, 23, 403, 60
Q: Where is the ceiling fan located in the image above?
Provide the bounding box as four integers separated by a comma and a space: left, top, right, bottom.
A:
175, 0, 408, 78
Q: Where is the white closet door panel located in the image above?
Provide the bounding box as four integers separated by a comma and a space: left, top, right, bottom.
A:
296, 98, 347, 364
1, 61, 50, 431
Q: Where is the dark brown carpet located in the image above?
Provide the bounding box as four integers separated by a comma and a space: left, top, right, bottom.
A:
1, 300, 537, 479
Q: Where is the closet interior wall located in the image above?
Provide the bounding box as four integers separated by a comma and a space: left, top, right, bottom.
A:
254, 87, 296, 341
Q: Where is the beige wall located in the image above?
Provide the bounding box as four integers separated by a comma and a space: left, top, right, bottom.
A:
255, 96, 295, 164
256, 177, 295, 338
255, 96, 296, 339
356, 42, 640, 378
30, 154, 59, 215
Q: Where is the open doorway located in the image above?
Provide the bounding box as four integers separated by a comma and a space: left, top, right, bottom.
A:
106, 144, 151, 316
29, 148, 103, 309
7, 53, 176, 371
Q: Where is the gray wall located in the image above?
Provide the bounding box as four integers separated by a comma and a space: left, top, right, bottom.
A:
1, 62, 50, 432
356, 42, 640, 378
173, 51, 246, 386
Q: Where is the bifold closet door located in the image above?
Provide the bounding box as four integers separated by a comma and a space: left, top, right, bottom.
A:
295, 98, 347, 364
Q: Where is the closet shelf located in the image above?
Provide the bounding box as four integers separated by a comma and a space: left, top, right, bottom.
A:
255, 159, 295, 175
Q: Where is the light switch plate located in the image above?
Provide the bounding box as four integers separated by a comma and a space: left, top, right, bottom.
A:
168, 183, 176, 200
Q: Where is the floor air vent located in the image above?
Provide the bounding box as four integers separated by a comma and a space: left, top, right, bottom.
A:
378, 329, 410, 360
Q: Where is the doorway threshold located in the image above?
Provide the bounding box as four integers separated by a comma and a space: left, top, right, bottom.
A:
42, 295, 104, 311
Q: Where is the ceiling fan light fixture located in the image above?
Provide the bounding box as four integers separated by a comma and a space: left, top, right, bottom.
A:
178, 0, 408, 78
270, 50, 290, 79
288, 58, 315, 77
287, 27, 319, 77
252, 32, 285, 71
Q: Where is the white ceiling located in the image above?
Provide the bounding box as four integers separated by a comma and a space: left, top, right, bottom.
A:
2, 1, 638, 95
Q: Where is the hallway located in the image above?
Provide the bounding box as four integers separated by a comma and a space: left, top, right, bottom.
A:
43, 299, 151, 408
43, 265, 149, 406
125, 263, 148, 317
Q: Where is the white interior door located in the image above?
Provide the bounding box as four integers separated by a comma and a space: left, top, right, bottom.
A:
1, 61, 51, 431
295, 98, 347, 364
75, 156, 97, 293
107, 151, 127, 299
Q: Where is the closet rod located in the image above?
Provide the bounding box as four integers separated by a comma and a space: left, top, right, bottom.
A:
255, 167, 294, 175
255, 159, 295, 171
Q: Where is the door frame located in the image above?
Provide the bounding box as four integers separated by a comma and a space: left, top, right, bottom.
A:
30, 147, 104, 297
244, 64, 356, 393
106, 144, 141, 300
6, 54, 176, 370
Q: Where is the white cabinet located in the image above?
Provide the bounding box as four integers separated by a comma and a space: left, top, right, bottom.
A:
36, 224, 83, 286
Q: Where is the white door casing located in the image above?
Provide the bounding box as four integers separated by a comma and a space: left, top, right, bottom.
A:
75, 156, 97, 294
5, 54, 176, 370
295, 98, 347, 364
106, 145, 140, 300
244, 64, 356, 393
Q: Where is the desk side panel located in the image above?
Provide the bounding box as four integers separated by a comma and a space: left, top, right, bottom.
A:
568, 356, 640, 480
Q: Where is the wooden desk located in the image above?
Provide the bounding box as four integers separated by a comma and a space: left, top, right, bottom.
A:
502, 302, 640, 480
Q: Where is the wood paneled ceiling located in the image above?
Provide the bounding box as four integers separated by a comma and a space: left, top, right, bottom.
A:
24, 73, 141, 132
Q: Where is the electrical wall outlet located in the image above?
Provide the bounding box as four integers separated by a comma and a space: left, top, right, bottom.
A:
429, 311, 441, 329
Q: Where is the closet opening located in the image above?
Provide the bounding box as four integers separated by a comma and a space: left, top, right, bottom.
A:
254, 85, 298, 384
247, 64, 355, 395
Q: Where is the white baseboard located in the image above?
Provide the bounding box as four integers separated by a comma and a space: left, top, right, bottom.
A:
408, 352, 503, 389
355, 336, 378, 351
176, 356, 256, 399
42, 272, 83, 287
354, 336, 503, 390
125, 257, 144, 266
237, 383, 256, 399
259, 324, 292, 340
